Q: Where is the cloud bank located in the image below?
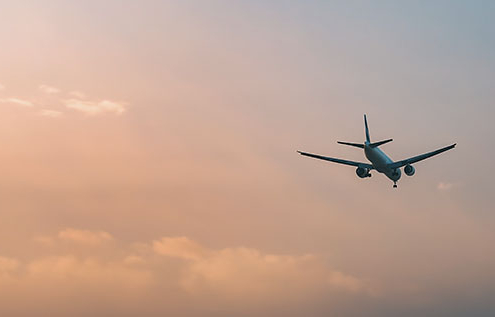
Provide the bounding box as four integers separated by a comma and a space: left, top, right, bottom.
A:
0, 229, 373, 316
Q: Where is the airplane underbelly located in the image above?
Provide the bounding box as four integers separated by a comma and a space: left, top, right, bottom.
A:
366, 150, 388, 172
366, 148, 397, 178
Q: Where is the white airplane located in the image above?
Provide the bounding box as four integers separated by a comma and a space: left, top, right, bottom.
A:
297, 115, 456, 188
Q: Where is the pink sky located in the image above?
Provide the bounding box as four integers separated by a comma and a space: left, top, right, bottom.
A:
0, 1, 494, 316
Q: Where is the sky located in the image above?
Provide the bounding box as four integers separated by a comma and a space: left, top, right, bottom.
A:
0, 1, 494, 316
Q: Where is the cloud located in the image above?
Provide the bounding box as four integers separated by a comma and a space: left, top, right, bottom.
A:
437, 182, 459, 191
58, 228, 114, 246
327, 271, 365, 293
0, 231, 375, 316
0, 98, 34, 107
153, 236, 371, 299
69, 91, 86, 98
64, 99, 126, 115
153, 236, 211, 260
38, 85, 60, 94
0, 86, 126, 117
39, 109, 63, 118
26, 255, 152, 288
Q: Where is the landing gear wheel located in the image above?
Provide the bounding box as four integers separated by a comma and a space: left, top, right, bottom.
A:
393, 183, 397, 188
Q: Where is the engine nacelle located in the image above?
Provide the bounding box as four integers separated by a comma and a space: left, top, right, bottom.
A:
404, 164, 415, 176
356, 167, 371, 178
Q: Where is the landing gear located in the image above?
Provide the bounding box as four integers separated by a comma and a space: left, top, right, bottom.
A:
393, 182, 397, 188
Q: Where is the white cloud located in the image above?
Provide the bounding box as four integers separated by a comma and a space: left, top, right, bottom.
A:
327, 271, 365, 293
0, 254, 153, 316
26, 255, 152, 288
39, 109, 63, 118
58, 228, 114, 246
69, 91, 86, 98
0, 98, 34, 107
64, 99, 126, 115
0, 87, 126, 118
39, 84, 61, 94
153, 236, 211, 260
437, 182, 459, 191
153, 236, 372, 297
0, 232, 377, 316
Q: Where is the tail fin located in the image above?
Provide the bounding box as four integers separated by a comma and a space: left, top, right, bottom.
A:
364, 114, 370, 143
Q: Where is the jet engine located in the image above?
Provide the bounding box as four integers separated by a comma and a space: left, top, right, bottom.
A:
356, 167, 371, 178
404, 164, 415, 176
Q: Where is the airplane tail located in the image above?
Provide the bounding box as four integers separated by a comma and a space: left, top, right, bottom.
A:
364, 115, 393, 147
364, 114, 370, 143
338, 115, 392, 149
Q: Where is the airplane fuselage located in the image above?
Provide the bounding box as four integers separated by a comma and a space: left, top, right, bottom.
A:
364, 143, 401, 182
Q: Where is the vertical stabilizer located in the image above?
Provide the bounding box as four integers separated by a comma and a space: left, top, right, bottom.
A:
364, 114, 370, 143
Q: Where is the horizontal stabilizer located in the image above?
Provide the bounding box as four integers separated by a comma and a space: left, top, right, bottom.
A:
337, 141, 364, 149
369, 139, 393, 148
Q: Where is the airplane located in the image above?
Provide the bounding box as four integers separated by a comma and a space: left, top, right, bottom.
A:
297, 115, 456, 188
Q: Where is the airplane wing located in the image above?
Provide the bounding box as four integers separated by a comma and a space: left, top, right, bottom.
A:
388, 143, 456, 169
297, 151, 374, 169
